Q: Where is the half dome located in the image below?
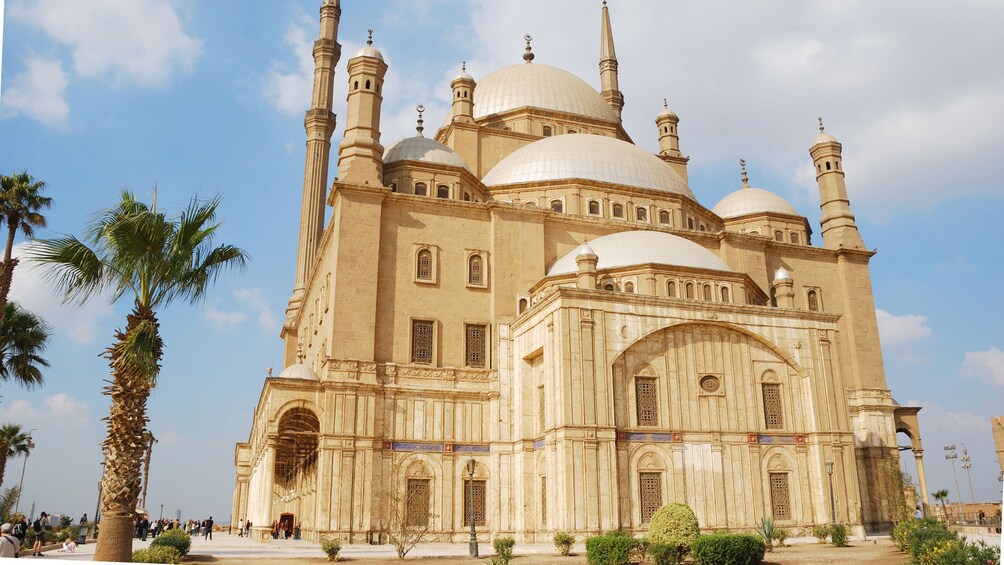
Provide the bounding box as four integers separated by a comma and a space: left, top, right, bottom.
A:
482, 134, 694, 198
712, 187, 800, 219
546, 230, 730, 276
472, 64, 619, 122
384, 136, 471, 172
277, 363, 319, 381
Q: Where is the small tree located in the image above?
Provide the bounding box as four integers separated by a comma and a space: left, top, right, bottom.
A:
376, 463, 437, 559
879, 456, 914, 525
931, 489, 950, 521
554, 531, 575, 556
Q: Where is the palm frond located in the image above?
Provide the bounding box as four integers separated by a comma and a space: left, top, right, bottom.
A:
26, 236, 106, 305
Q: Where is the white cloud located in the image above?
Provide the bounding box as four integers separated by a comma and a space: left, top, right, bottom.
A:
961, 346, 1004, 387
233, 288, 279, 332
10, 244, 115, 345
9, 0, 201, 87
2, 393, 89, 428
3, 399, 41, 422
262, 16, 315, 116
43, 392, 89, 426
204, 308, 247, 328
876, 309, 933, 348
0, 54, 70, 126
940, 410, 990, 433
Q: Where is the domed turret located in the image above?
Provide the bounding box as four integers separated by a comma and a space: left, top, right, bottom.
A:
337, 29, 388, 185
772, 267, 794, 308
450, 62, 476, 124
655, 99, 688, 182
712, 160, 801, 220
810, 117, 864, 250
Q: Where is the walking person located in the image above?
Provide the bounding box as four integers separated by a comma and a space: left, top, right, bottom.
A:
203, 516, 214, 540
31, 512, 48, 557
244, 520, 251, 537
237, 518, 245, 537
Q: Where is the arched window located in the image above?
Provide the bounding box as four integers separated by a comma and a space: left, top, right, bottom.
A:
636, 207, 648, 222
774, 230, 784, 242
414, 182, 427, 196
825, 161, 831, 170
807, 290, 819, 311
588, 200, 600, 215
437, 185, 450, 199
365, 79, 371, 89
389, 182, 397, 192
550, 199, 563, 213
603, 282, 615, 291
518, 298, 528, 314
567, 129, 576, 134
720, 286, 730, 303
542, 125, 552, 137
685, 282, 695, 299
416, 249, 433, 280
463, 192, 471, 201
612, 204, 624, 218
624, 281, 635, 293
790, 232, 800, 244
353, 81, 358, 90
699, 224, 707, 232
667, 281, 676, 298
468, 255, 483, 285
703, 284, 712, 301
687, 218, 695, 230
659, 210, 671, 225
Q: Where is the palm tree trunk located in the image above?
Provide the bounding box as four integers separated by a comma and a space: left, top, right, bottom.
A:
0, 442, 8, 487
0, 221, 20, 346
92, 305, 162, 563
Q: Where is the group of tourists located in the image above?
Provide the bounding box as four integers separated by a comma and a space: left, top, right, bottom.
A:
0, 512, 53, 558
185, 517, 215, 539
234, 518, 298, 540
135, 517, 179, 541
236, 518, 253, 537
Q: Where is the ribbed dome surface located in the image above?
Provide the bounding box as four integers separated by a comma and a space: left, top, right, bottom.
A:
277, 363, 319, 381
482, 134, 694, 198
473, 64, 619, 122
353, 45, 384, 61
712, 187, 800, 219
547, 230, 730, 276
384, 136, 471, 172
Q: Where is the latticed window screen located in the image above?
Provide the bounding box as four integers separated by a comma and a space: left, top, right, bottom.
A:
541, 477, 547, 525
686, 283, 695, 299
589, 201, 600, 215
415, 183, 428, 196
807, 290, 819, 311
465, 324, 486, 368
769, 473, 791, 520
538, 386, 546, 431
416, 250, 432, 280
762, 383, 783, 429
550, 200, 563, 212
774, 230, 784, 241
667, 281, 676, 298
721, 287, 730, 303
639, 473, 663, 523
703, 284, 712, 301
463, 479, 486, 526
468, 256, 483, 285
635, 377, 658, 426
411, 320, 434, 364
613, 204, 624, 218
636, 207, 647, 221
659, 210, 671, 224
437, 185, 450, 198
406, 479, 431, 527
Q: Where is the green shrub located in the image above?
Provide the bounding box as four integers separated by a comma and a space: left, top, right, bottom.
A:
493, 536, 516, 562
772, 527, 788, 547
585, 532, 642, 565
891, 517, 939, 552
648, 503, 700, 561
321, 539, 341, 561
754, 517, 775, 551
812, 524, 829, 544
150, 528, 192, 557
829, 523, 849, 547
132, 546, 182, 564
554, 531, 575, 556
904, 519, 953, 559
691, 534, 766, 565
647, 542, 680, 565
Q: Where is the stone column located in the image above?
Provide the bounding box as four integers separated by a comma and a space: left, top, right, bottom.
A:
914, 449, 930, 516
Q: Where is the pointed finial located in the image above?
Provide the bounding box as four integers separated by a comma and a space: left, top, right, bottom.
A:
462, 61, 466, 72
740, 158, 749, 188
818, 116, 825, 133
603, 0, 607, 5
663, 98, 668, 108
523, 34, 535, 63
416, 104, 425, 136
367, 29, 373, 46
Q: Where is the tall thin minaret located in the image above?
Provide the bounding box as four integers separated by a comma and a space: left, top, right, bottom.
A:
599, 0, 624, 119
811, 118, 865, 250
289, 0, 341, 321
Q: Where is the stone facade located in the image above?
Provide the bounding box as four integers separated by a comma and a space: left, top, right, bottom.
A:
233, 0, 919, 543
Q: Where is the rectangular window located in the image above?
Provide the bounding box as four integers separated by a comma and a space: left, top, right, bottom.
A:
538, 385, 546, 432
463, 479, 487, 526
465, 324, 486, 367
541, 477, 547, 525
763, 383, 783, 429
769, 473, 791, 520
406, 478, 430, 527
635, 377, 658, 426
411, 320, 434, 364
639, 472, 663, 523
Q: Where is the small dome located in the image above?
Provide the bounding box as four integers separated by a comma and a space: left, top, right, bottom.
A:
576, 242, 597, 258
453, 68, 474, 82
483, 134, 694, 198
353, 44, 384, 61
277, 363, 319, 381
712, 187, 800, 219
384, 136, 472, 172
547, 230, 730, 276
774, 267, 792, 282
470, 63, 618, 122
813, 131, 837, 145
657, 103, 677, 119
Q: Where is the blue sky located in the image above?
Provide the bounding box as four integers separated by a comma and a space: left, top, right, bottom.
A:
1, 0, 1002, 523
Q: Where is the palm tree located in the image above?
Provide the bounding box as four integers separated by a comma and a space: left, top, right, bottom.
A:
0, 301, 51, 390
139, 430, 157, 509
0, 172, 52, 342
932, 489, 950, 520
0, 424, 33, 487
30, 190, 247, 562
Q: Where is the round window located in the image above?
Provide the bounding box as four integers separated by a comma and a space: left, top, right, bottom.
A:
700, 375, 721, 393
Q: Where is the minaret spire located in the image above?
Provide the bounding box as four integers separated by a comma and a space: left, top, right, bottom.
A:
287, 0, 341, 329
599, 0, 624, 119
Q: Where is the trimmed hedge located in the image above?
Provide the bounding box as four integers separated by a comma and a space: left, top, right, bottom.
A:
691, 533, 766, 565
648, 503, 700, 560
647, 542, 679, 565
150, 528, 192, 557
585, 531, 642, 565
132, 546, 182, 564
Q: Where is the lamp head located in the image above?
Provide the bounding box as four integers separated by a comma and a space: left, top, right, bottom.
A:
825, 461, 833, 475
466, 459, 476, 476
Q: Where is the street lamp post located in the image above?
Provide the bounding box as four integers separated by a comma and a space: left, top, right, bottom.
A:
825, 460, 836, 524
959, 444, 975, 505
944, 445, 964, 521
14, 429, 37, 514
466, 459, 478, 558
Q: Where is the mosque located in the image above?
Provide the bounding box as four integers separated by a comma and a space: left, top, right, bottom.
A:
233, 0, 928, 542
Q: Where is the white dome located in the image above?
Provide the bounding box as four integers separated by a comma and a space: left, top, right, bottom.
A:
277, 363, 319, 381
712, 187, 800, 219
472, 64, 618, 122
774, 267, 792, 282
384, 136, 471, 172
547, 231, 730, 276
482, 134, 694, 198
813, 131, 837, 145
353, 45, 384, 61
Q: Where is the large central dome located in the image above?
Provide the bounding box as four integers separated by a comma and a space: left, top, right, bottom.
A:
473, 64, 619, 122
482, 134, 695, 198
